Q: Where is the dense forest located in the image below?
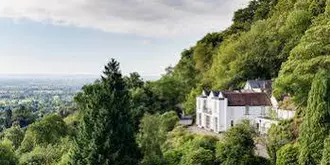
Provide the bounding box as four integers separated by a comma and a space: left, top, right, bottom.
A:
1, 0, 330, 164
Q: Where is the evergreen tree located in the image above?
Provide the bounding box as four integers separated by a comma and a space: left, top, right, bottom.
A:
69, 59, 140, 165
298, 69, 330, 165
4, 109, 12, 128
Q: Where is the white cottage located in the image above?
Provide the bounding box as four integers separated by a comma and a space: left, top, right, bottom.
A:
196, 91, 272, 133
244, 80, 272, 92
196, 80, 296, 134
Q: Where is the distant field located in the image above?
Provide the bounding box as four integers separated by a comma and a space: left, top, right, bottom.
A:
0, 75, 97, 113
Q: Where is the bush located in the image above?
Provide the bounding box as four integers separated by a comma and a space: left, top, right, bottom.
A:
162, 126, 218, 165
163, 150, 182, 165
2, 125, 25, 150
266, 119, 295, 164
160, 111, 179, 132
137, 114, 166, 165
276, 143, 298, 165
321, 136, 330, 165
252, 156, 270, 165
216, 121, 256, 165
19, 142, 69, 165
18, 114, 67, 154
0, 142, 18, 165
181, 148, 214, 165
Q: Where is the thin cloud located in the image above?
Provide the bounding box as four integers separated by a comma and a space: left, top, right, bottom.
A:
0, 0, 249, 37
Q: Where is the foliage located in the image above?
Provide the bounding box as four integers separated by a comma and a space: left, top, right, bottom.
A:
0, 142, 18, 165
137, 114, 166, 165
124, 72, 144, 90
298, 69, 330, 165
18, 114, 67, 154
321, 136, 330, 165
12, 106, 37, 128
180, 147, 214, 165
149, 74, 185, 113
274, 5, 330, 105
124, 73, 172, 131
266, 119, 296, 164
163, 150, 182, 165
276, 143, 299, 165
230, 0, 278, 33
184, 87, 202, 115
162, 126, 218, 165
2, 125, 24, 150
2, 0, 330, 164
19, 142, 69, 165
216, 121, 258, 165
69, 59, 140, 165
137, 112, 179, 165
4, 109, 12, 128
160, 111, 179, 132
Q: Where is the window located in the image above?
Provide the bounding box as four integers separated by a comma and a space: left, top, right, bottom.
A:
206, 116, 210, 129
256, 123, 260, 130
203, 100, 207, 109
231, 120, 234, 127
198, 113, 202, 126
214, 101, 217, 113
214, 117, 218, 132
245, 106, 250, 115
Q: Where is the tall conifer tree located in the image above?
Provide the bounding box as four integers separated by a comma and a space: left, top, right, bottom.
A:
69, 59, 140, 165
299, 69, 330, 165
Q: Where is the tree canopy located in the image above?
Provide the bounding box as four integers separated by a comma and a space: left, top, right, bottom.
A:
69, 59, 140, 165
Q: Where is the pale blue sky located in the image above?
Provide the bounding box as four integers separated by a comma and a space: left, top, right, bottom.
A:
0, 0, 249, 77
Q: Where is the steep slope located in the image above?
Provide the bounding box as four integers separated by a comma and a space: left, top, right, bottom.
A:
164, 0, 329, 114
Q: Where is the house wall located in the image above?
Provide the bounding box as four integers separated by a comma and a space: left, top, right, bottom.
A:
244, 83, 252, 90
255, 117, 278, 134
276, 109, 295, 120
219, 99, 227, 132
196, 97, 201, 127
196, 96, 227, 133
271, 96, 279, 109
196, 95, 274, 133
225, 106, 270, 130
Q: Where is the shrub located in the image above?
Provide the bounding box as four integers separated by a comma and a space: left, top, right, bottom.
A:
276, 143, 299, 165
0, 142, 18, 165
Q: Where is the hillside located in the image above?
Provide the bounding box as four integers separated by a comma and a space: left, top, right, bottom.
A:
159, 0, 329, 115
156, 0, 330, 164
1, 0, 330, 165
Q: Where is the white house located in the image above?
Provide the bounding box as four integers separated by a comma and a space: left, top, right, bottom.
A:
196, 80, 296, 134
244, 80, 272, 93
196, 91, 272, 133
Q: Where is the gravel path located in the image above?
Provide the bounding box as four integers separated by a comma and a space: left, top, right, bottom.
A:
187, 126, 223, 138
